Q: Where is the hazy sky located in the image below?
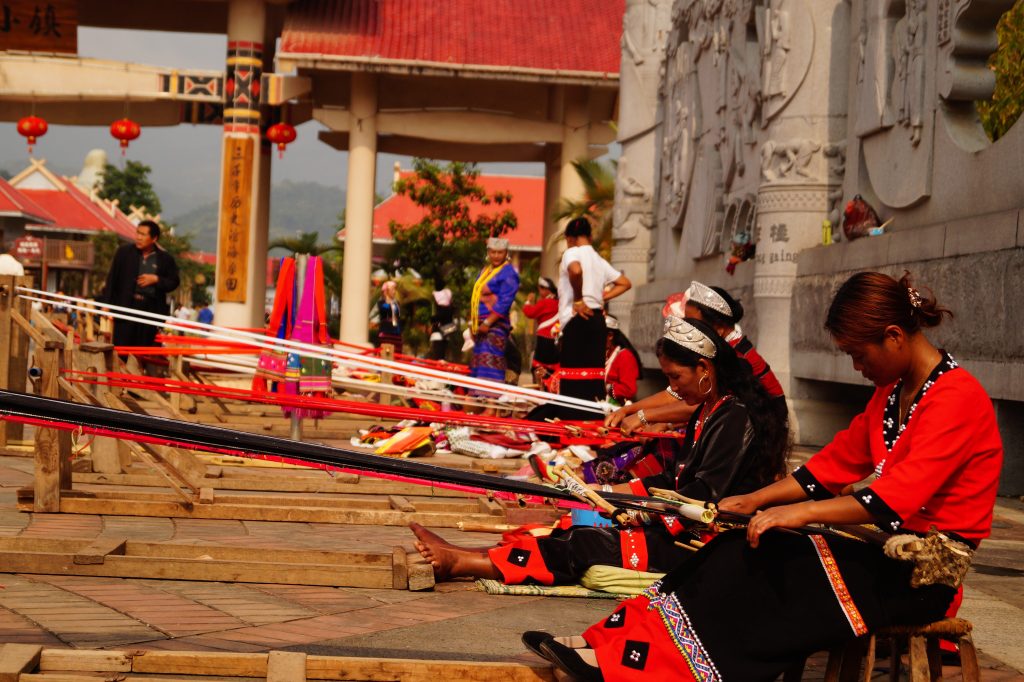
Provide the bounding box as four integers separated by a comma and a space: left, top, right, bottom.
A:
1, 27, 548, 218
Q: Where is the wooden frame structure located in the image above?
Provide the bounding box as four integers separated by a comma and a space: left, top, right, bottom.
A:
0, 645, 555, 682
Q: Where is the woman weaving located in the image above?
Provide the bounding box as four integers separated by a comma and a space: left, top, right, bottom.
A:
607, 281, 786, 436
526, 272, 1003, 682
410, 317, 788, 587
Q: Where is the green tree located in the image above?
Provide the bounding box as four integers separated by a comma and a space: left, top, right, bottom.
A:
978, 0, 1024, 141
160, 227, 215, 307
384, 158, 517, 355
98, 161, 163, 216
387, 158, 517, 291
553, 159, 616, 258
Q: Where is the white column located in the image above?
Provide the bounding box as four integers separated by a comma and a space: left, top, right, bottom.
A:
339, 72, 378, 346
559, 86, 589, 225
540, 148, 562, 279
214, 0, 267, 328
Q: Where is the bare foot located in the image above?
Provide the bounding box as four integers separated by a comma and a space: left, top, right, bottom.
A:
410, 522, 488, 553
410, 522, 499, 581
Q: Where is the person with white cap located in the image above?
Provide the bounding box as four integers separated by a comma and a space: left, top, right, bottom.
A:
468, 237, 520, 386
552, 217, 631, 417
376, 280, 403, 353
606, 280, 786, 435
523, 276, 560, 387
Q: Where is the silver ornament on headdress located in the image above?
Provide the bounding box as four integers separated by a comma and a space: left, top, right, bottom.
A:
486, 237, 509, 251
605, 315, 620, 331
662, 316, 717, 358
907, 286, 923, 309
685, 281, 733, 318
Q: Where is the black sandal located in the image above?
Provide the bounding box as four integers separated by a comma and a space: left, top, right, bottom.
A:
521, 631, 555, 658
539, 639, 604, 682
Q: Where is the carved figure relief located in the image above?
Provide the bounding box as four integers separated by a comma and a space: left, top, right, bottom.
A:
891, 0, 926, 145
759, 138, 823, 183
614, 157, 654, 241
762, 1, 790, 101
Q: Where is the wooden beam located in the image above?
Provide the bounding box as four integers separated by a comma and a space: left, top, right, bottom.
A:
267, 651, 307, 682
33, 338, 69, 512
72, 537, 127, 565
39, 649, 133, 673
0, 644, 42, 682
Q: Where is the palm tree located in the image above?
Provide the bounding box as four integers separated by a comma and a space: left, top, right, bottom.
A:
553, 159, 616, 257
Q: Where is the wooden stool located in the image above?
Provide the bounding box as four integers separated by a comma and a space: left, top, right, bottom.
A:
818, 618, 979, 682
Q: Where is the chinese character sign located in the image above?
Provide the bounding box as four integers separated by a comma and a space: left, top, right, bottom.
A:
0, 0, 77, 54
217, 137, 253, 303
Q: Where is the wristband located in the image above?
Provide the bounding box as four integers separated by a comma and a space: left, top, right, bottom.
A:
636, 409, 649, 427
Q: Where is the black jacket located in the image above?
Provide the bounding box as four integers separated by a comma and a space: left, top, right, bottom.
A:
99, 243, 180, 316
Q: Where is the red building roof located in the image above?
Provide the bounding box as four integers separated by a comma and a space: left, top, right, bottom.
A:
360, 171, 545, 252
0, 177, 54, 225
17, 183, 138, 240
280, 0, 623, 80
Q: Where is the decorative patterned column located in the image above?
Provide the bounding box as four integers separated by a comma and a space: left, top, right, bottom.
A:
215, 0, 267, 328
752, 0, 848, 393
339, 71, 378, 346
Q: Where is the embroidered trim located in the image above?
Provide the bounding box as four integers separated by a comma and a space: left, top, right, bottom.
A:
792, 466, 834, 500
619, 528, 649, 571
852, 485, 903, 532
809, 536, 869, 636
882, 352, 959, 452
648, 592, 722, 682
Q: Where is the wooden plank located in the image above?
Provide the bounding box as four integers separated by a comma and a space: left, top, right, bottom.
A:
304, 656, 555, 682
406, 559, 435, 592
20, 674, 116, 682
388, 496, 416, 513
392, 546, 408, 591
478, 497, 504, 515
0, 551, 393, 589
267, 651, 306, 682
199, 488, 215, 504
72, 537, 128, 565
39, 650, 132, 673
0, 537, 391, 567
10, 308, 47, 348
37, 495, 499, 528
129, 651, 268, 676
0, 644, 42, 682
33, 344, 68, 513
0, 277, 14, 448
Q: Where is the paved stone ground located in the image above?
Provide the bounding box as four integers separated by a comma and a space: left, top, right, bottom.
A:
0, 454, 1020, 680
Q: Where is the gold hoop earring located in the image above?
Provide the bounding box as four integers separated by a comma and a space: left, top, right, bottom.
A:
698, 373, 712, 396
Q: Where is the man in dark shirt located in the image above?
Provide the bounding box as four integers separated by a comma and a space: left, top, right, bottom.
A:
98, 220, 180, 348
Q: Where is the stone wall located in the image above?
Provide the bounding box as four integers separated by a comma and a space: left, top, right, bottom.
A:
613, 0, 1024, 493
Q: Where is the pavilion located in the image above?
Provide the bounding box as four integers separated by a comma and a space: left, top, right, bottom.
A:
1, 0, 623, 345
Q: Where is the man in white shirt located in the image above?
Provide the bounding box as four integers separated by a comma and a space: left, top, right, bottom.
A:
555, 217, 631, 417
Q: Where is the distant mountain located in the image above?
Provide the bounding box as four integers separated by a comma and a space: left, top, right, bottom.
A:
169, 180, 346, 253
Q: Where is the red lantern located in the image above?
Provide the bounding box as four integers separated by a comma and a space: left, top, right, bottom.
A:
17, 115, 48, 155
110, 118, 141, 155
266, 122, 297, 158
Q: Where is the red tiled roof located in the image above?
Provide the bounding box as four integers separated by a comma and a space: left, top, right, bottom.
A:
280, 0, 623, 79
358, 172, 544, 252
0, 177, 54, 224
17, 181, 138, 240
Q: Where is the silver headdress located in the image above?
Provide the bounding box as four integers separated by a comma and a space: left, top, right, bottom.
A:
486, 237, 509, 251
685, 281, 733, 318
662, 316, 717, 358
605, 315, 620, 331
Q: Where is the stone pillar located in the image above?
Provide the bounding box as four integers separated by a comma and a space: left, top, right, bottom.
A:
214, 0, 267, 328
559, 85, 589, 223
610, 0, 671, 336
540, 148, 562, 278
752, 0, 848, 398
339, 72, 378, 346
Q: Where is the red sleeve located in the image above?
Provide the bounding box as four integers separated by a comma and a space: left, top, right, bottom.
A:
607, 351, 639, 401
799, 389, 884, 496
866, 378, 998, 525
523, 298, 556, 319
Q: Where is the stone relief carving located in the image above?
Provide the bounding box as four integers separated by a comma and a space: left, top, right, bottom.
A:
936, 0, 1016, 103
762, 0, 790, 102
823, 142, 846, 225
759, 138, 823, 183
891, 0, 927, 146
613, 157, 654, 241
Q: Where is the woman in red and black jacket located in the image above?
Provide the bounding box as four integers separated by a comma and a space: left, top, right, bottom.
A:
529, 271, 1003, 682
606, 280, 787, 435
523, 276, 560, 388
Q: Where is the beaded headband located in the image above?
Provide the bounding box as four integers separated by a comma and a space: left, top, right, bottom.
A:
486, 237, 509, 250
685, 281, 733, 318
662, 316, 717, 358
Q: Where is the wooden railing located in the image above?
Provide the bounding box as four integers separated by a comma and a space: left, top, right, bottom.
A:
43, 238, 94, 269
